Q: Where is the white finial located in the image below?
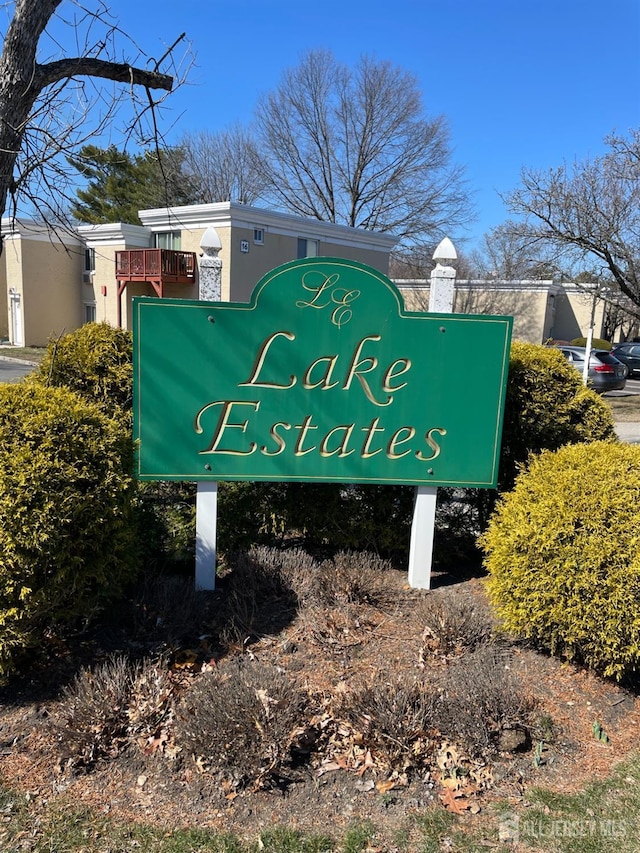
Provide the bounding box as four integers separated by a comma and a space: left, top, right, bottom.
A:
432, 237, 457, 264
200, 226, 222, 256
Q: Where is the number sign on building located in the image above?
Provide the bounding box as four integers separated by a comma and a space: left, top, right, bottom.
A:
133, 258, 512, 488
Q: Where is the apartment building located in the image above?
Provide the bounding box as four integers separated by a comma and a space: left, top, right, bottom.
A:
1, 205, 628, 348
2, 203, 396, 346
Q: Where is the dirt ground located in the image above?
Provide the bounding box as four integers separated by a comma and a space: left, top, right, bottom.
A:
0, 565, 638, 847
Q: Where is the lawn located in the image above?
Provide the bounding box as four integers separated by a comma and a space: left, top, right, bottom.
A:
0, 345, 46, 363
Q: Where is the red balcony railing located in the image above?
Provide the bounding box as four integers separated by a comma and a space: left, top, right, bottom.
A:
115, 249, 196, 283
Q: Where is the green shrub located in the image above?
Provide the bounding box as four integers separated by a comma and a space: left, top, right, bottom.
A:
33, 322, 133, 422
32, 324, 202, 575
481, 441, 640, 680
217, 481, 414, 559
571, 336, 612, 350
0, 383, 139, 676
499, 341, 616, 491
135, 480, 197, 572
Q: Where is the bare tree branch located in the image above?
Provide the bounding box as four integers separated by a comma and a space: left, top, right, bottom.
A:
254, 50, 472, 251
178, 126, 266, 205
0, 0, 190, 250
37, 58, 173, 91
502, 128, 640, 313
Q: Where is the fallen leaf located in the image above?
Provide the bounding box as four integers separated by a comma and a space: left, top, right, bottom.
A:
439, 786, 471, 815
376, 779, 396, 793
436, 741, 461, 771
317, 761, 342, 775
355, 749, 376, 776
172, 649, 199, 670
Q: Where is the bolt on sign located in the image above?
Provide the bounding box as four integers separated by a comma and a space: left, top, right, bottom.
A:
133, 258, 512, 487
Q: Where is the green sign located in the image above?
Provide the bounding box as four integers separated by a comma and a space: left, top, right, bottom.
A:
133, 258, 512, 487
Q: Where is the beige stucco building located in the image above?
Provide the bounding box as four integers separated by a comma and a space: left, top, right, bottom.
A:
1, 205, 396, 346
396, 278, 608, 344
0, 206, 627, 348
2, 220, 84, 346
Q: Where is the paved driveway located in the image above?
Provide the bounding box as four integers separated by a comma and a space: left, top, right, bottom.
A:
614, 422, 640, 444
0, 357, 35, 383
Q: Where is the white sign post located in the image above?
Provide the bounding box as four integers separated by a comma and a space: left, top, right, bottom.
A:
407, 238, 457, 589
195, 226, 222, 590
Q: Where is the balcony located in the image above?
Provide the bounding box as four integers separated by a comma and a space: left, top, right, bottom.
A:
115, 249, 197, 327
115, 249, 196, 284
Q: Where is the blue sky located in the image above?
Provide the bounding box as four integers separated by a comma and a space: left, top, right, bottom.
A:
65, 0, 640, 250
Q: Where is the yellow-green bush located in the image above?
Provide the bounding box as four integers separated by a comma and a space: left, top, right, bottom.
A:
30, 323, 198, 573
33, 322, 133, 422
482, 441, 640, 680
499, 342, 616, 490
0, 383, 139, 677
570, 337, 612, 350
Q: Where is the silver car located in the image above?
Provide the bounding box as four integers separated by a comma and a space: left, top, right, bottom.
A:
553, 345, 627, 392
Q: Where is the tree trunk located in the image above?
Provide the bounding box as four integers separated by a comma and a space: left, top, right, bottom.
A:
0, 0, 175, 233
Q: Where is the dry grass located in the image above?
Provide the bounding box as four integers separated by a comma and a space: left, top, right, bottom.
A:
337, 676, 438, 772
0, 345, 45, 363
214, 548, 301, 649
417, 594, 496, 662
435, 644, 535, 756
173, 657, 307, 789
52, 656, 175, 770
52, 656, 134, 768
312, 551, 397, 608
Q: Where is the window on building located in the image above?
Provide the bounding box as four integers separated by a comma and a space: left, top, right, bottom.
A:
253, 228, 264, 245
84, 303, 97, 323
297, 238, 318, 259
154, 231, 181, 250
84, 247, 95, 272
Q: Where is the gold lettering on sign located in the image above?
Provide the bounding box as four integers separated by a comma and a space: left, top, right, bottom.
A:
302, 355, 340, 390
260, 422, 291, 456
382, 359, 412, 394
239, 331, 296, 389
342, 336, 392, 407
386, 426, 416, 459
296, 273, 340, 310
360, 417, 385, 458
319, 424, 356, 457
293, 415, 319, 456
296, 271, 360, 327
416, 428, 447, 461
195, 400, 260, 455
